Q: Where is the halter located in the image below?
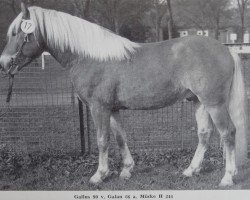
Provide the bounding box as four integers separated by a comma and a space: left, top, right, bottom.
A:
4, 34, 31, 103
7, 34, 30, 75
4, 19, 38, 103
8, 19, 37, 75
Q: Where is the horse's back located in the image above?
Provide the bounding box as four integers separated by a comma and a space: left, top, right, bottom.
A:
115, 36, 234, 108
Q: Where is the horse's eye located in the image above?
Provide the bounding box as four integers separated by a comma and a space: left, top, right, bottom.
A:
12, 32, 17, 37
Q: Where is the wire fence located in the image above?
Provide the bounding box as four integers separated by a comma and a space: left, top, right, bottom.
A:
0, 57, 80, 154
0, 55, 249, 155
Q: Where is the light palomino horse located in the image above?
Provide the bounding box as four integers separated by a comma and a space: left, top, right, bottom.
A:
0, 3, 248, 187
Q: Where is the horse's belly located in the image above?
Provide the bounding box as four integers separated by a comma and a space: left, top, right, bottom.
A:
117, 82, 184, 110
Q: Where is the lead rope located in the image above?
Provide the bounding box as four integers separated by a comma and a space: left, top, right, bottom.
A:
6, 74, 14, 103
0, 35, 27, 115
0, 56, 16, 118
1, 34, 30, 118
0, 75, 14, 118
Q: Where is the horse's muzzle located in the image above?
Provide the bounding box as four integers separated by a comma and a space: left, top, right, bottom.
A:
0, 63, 8, 77
0, 55, 11, 74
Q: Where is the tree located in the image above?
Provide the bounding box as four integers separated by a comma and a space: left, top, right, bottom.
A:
205, 0, 231, 40
73, 0, 92, 20
93, 0, 149, 35
237, 0, 249, 42
143, 0, 169, 41
0, 0, 19, 14
167, 0, 174, 39
91, 0, 122, 34
153, 0, 167, 41
175, 0, 231, 40
175, 0, 208, 32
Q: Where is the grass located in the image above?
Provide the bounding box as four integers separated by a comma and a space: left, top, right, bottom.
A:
0, 146, 249, 190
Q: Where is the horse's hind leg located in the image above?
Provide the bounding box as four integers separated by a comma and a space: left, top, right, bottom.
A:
206, 104, 237, 186
89, 103, 111, 185
183, 103, 213, 177
110, 112, 134, 179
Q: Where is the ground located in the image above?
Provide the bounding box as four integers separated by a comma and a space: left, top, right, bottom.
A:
0, 146, 249, 190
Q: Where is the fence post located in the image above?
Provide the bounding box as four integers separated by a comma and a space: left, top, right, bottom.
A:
86, 105, 91, 153
78, 98, 85, 154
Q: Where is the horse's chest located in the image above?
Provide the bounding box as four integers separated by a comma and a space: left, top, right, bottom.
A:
70, 66, 117, 105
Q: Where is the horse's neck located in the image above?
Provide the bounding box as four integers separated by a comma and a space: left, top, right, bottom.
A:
46, 46, 78, 68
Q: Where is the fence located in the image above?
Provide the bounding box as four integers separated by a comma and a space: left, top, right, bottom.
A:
0, 54, 249, 154
0, 57, 81, 154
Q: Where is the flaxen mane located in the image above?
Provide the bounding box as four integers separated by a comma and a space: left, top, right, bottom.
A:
8, 6, 140, 61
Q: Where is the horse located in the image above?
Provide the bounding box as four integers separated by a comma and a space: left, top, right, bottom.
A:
0, 3, 248, 187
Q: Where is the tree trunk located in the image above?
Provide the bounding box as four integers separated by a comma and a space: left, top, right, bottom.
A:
214, 17, 220, 40
83, 0, 91, 19
114, 18, 120, 34
237, 0, 248, 43
167, 0, 173, 39
241, 12, 245, 42
113, 0, 120, 34
155, 14, 160, 41
154, 0, 161, 42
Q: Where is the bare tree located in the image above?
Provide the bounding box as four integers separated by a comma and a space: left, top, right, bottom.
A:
0, 0, 19, 14
176, 0, 230, 40
175, 0, 208, 32
154, 0, 166, 41
167, 0, 174, 39
145, 0, 168, 41
73, 0, 91, 19
91, 0, 122, 34
205, 0, 230, 40
237, 0, 249, 42
93, 0, 148, 34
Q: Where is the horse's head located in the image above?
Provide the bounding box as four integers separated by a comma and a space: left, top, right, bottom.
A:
0, 2, 44, 75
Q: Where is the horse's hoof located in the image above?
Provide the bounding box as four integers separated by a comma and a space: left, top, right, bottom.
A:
89, 170, 110, 185
219, 181, 234, 187
89, 175, 102, 185
219, 178, 234, 187
183, 168, 193, 177
120, 169, 132, 180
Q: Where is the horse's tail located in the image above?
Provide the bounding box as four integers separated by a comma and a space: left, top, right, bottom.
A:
228, 49, 248, 167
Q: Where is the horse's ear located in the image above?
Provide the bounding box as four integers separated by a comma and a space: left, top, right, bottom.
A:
21, 2, 30, 19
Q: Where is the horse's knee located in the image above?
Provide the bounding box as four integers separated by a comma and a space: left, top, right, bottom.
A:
97, 135, 109, 151
220, 127, 236, 146
110, 116, 116, 128
116, 134, 125, 149
198, 127, 213, 145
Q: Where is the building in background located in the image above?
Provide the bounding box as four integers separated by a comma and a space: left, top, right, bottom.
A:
179, 29, 210, 38
178, 28, 250, 44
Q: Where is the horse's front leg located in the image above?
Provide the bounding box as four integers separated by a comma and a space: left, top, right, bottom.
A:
110, 111, 134, 179
89, 103, 111, 185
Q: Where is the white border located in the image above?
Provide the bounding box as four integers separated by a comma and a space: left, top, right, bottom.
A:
0, 190, 250, 200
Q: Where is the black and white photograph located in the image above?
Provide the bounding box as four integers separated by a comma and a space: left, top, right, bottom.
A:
0, 0, 250, 199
